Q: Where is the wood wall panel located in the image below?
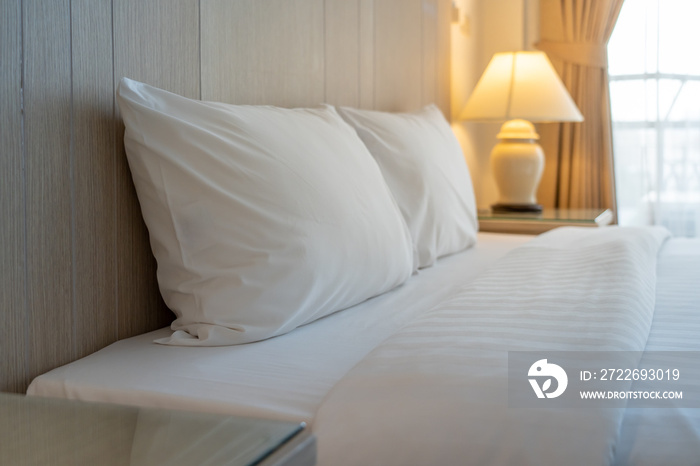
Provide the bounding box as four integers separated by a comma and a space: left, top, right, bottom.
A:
113, 0, 201, 98
0, 0, 27, 393
374, 0, 424, 112
422, 0, 438, 107
22, 0, 74, 382
436, 0, 451, 117
324, 0, 361, 107
201, 0, 325, 107
112, 0, 200, 338
359, 0, 375, 109
71, 0, 118, 356
422, 0, 452, 117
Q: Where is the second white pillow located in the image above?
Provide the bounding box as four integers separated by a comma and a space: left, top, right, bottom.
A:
338, 105, 478, 268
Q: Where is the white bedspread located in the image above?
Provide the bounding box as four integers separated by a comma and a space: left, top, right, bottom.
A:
314, 226, 671, 466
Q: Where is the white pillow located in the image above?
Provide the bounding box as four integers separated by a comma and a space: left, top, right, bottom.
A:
337, 105, 478, 268
117, 78, 414, 346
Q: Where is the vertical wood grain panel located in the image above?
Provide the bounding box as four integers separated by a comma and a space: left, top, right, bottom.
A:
421, 0, 438, 108
324, 0, 360, 106
71, 0, 118, 356
201, 0, 325, 107
0, 0, 26, 393
113, 0, 200, 98
435, 0, 451, 118
359, 0, 375, 108
374, 0, 424, 111
113, 0, 200, 338
23, 0, 74, 382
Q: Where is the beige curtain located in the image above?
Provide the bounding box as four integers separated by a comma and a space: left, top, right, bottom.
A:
536, 0, 625, 217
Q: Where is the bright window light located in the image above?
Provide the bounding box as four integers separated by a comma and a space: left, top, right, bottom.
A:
609, 0, 700, 237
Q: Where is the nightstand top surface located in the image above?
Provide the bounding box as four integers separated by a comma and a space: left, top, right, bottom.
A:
478, 208, 614, 235
1, 392, 310, 466
478, 208, 612, 224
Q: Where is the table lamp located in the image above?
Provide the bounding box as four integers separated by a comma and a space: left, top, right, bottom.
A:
460, 51, 583, 212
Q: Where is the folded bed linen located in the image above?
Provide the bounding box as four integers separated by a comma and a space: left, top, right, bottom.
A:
314, 226, 671, 466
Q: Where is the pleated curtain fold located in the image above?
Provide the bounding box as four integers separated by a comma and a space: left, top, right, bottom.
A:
536, 0, 625, 216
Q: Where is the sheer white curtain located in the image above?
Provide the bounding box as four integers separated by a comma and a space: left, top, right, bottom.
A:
608, 0, 700, 237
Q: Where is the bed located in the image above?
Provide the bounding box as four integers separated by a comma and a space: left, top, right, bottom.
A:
28, 77, 700, 465
27, 227, 700, 466
6, 1, 700, 465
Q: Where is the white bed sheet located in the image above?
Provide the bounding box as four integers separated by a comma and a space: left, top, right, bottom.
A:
27, 232, 531, 424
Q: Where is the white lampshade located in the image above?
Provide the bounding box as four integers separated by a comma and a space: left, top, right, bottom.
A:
460, 51, 583, 213
460, 51, 583, 123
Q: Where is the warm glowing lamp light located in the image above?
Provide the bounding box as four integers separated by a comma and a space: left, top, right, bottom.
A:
461, 51, 583, 212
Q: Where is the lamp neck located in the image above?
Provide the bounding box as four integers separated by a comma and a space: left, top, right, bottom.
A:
496, 119, 540, 142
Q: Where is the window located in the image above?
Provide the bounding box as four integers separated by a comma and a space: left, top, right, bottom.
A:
608, 0, 700, 237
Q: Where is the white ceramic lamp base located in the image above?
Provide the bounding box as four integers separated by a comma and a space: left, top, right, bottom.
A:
490, 119, 544, 213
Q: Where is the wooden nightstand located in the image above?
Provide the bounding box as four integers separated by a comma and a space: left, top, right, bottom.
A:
478, 208, 614, 235
0, 393, 316, 466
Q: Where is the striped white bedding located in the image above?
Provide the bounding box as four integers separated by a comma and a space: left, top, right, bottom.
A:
314, 226, 671, 466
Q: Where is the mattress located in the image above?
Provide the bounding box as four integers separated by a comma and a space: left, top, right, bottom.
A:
28, 232, 531, 423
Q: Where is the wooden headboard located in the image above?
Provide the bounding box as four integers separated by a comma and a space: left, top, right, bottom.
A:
0, 0, 452, 393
